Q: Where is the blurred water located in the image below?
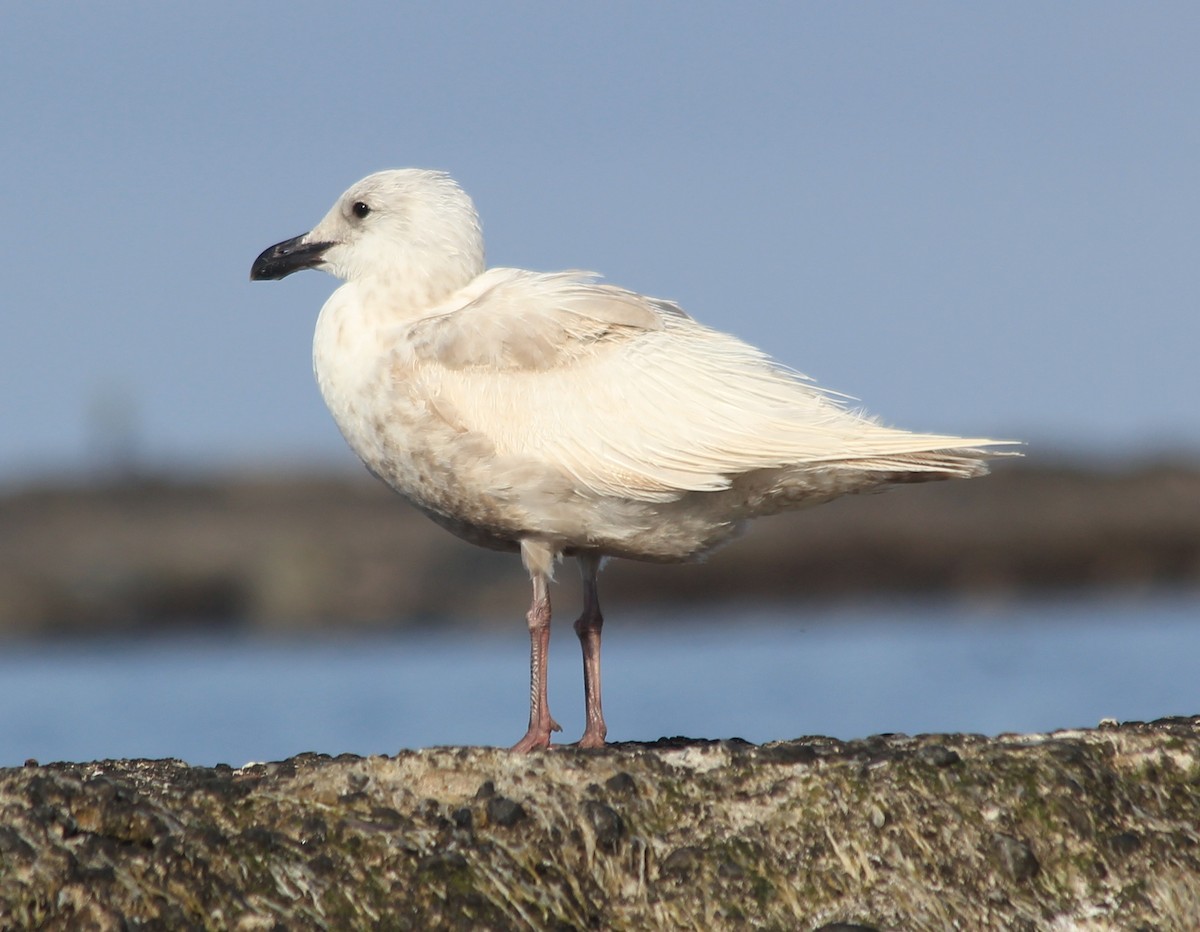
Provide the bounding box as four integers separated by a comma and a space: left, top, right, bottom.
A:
1, 592, 1196, 768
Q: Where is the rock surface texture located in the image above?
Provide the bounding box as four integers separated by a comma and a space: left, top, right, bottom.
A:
2, 718, 1198, 930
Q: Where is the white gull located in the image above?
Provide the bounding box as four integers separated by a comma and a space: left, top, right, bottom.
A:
251, 168, 1012, 751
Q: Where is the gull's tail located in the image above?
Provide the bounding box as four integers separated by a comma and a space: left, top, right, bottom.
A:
828, 443, 1018, 481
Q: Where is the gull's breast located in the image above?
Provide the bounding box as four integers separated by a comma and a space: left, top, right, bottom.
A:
311, 294, 549, 547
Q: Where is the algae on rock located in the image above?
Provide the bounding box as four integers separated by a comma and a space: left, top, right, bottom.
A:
2, 718, 1199, 929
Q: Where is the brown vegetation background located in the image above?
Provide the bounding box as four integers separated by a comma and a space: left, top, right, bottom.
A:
1, 460, 1197, 637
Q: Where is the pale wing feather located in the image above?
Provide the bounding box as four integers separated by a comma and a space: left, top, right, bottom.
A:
407, 268, 676, 370
409, 272, 1003, 502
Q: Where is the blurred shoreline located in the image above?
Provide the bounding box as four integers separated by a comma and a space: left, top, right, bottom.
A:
1, 460, 1197, 637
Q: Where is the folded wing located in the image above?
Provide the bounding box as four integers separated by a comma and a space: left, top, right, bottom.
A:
407, 270, 1005, 503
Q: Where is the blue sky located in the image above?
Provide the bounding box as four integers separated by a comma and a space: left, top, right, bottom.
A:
2, 4, 1197, 481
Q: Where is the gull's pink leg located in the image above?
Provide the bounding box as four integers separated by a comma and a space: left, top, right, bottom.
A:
573, 553, 608, 748
511, 570, 561, 752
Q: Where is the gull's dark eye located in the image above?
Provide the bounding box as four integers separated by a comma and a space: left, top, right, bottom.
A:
352, 201, 371, 219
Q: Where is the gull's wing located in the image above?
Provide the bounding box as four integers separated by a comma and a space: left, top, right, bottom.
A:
408, 269, 684, 371
406, 270, 1002, 502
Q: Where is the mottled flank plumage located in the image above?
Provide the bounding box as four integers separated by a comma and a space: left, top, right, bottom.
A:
251, 168, 1014, 751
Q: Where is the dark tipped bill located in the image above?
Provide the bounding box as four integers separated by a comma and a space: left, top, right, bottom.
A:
250, 234, 334, 281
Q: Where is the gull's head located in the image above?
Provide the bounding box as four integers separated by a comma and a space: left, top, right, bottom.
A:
250, 169, 485, 299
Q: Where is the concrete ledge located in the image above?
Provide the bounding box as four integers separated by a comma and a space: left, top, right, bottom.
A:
2, 718, 1198, 929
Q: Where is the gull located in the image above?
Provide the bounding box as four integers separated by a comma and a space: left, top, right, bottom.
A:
251, 169, 1011, 752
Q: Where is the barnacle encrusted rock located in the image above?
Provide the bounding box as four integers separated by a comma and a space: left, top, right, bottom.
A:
2, 718, 1198, 929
